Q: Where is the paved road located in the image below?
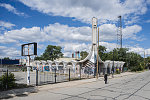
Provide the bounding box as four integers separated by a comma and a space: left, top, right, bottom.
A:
8, 71, 150, 100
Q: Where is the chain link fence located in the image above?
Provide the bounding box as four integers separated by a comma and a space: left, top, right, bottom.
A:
0, 64, 97, 90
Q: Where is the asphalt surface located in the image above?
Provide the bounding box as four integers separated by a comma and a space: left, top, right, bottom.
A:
4, 71, 150, 100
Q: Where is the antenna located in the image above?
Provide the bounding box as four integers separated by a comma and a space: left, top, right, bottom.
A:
117, 16, 122, 48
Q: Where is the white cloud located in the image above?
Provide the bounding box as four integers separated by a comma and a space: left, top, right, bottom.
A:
0, 23, 92, 57
0, 3, 27, 16
145, 20, 150, 23
99, 24, 117, 41
0, 22, 144, 57
19, 0, 148, 24
63, 43, 90, 52
44, 23, 91, 42
123, 25, 142, 40
123, 0, 147, 15
130, 47, 150, 57
0, 27, 47, 44
0, 46, 20, 58
100, 42, 118, 52
145, 49, 150, 56
129, 47, 144, 53
0, 20, 15, 29
59, 43, 91, 57
99, 24, 142, 41
0, 22, 142, 44
146, 0, 150, 4
0, 23, 92, 44
128, 46, 146, 56
124, 16, 140, 25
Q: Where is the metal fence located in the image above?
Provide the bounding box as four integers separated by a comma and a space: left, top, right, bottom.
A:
0, 65, 96, 89
36, 66, 96, 86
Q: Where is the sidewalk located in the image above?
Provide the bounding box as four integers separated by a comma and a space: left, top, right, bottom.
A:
0, 87, 38, 99
38, 72, 135, 91
0, 72, 135, 99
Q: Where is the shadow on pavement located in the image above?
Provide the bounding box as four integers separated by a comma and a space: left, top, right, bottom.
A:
0, 86, 38, 99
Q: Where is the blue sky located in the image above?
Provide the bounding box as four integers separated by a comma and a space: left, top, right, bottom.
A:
1, 0, 150, 58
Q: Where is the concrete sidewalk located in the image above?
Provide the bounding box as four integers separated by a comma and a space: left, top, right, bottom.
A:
0, 71, 135, 99
0, 87, 38, 99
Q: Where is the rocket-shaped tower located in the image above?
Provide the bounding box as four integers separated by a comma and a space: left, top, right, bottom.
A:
79, 17, 103, 68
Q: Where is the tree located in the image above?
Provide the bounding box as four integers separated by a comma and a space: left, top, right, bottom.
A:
80, 51, 88, 60
146, 56, 150, 66
98, 45, 107, 61
4, 57, 10, 60
117, 48, 128, 61
97, 46, 145, 71
35, 45, 63, 61
126, 52, 144, 71
34, 56, 43, 60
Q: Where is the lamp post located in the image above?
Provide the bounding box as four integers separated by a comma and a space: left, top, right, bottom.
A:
144, 51, 146, 69
96, 27, 99, 79
1, 58, 2, 76
1, 58, 2, 67
112, 49, 114, 78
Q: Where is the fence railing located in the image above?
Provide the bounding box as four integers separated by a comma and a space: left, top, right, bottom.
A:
0, 65, 97, 90
0, 64, 121, 90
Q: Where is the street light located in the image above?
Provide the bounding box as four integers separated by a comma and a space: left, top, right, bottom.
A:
96, 27, 99, 79
112, 49, 114, 78
0, 58, 1, 68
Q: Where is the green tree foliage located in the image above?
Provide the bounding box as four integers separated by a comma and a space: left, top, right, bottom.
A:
35, 45, 63, 61
98, 45, 108, 61
98, 45, 145, 71
80, 51, 88, 60
146, 56, 150, 66
4, 57, 10, 60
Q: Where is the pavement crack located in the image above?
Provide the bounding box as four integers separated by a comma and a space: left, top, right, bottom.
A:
123, 77, 150, 100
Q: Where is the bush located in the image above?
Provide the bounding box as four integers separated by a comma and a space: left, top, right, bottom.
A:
130, 64, 144, 72
0, 72, 16, 90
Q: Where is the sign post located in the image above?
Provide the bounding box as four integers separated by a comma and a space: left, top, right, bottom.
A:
27, 56, 30, 85
21, 42, 37, 85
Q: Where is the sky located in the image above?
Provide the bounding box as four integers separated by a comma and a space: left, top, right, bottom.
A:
1, 0, 150, 59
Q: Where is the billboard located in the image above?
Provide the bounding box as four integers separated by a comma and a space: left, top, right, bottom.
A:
0, 59, 19, 65
21, 42, 37, 56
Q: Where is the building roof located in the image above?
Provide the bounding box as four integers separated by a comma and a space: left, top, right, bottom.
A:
56, 58, 77, 62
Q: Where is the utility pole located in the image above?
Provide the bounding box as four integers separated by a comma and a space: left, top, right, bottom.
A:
96, 27, 99, 79
144, 51, 145, 68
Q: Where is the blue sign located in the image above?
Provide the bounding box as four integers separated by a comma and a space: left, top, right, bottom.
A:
0, 59, 19, 65
44, 66, 49, 71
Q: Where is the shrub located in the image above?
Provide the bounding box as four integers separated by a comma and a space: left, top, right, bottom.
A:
0, 72, 16, 90
130, 66, 137, 72
130, 64, 144, 72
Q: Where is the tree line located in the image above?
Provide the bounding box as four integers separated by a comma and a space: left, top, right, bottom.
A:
35, 45, 150, 71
